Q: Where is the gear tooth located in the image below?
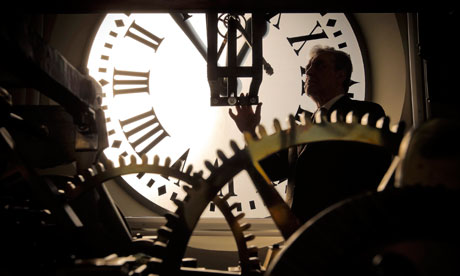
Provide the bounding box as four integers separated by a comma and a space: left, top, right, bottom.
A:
217, 150, 227, 162
390, 124, 399, 133
164, 213, 181, 229
221, 193, 232, 201
244, 233, 255, 242
314, 111, 323, 124
173, 199, 184, 209
153, 155, 160, 165
345, 111, 356, 124
230, 140, 240, 152
240, 222, 251, 231
235, 212, 245, 220
105, 158, 114, 168
130, 154, 137, 165
95, 162, 105, 173
86, 168, 95, 177
146, 257, 163, 272
76, 174, 85, 183
288, 114, 296, 129
118, 155, 126, 167
153, 240, 167, 252
66, 181, 76, 190
229, 202, 240, 211
164, 212, 180, 222
273, 118, 282, 132
361, 113, 370, 125
249, 256, 261, 265
299, 112, 307, 125
330, 109, 338, 123
204, 160, 215, 171
141, 154, 148, 164
194, 170, 203, 178
165, 213, 181, 229
376, 116, 390, 129
185, 164, 193, 175
244, 132, 254, 143
157, 225, 172, 238
249, 258, 262, 272
182, 185, 191, 193
257, 125, 267, 137
182, 194, 190, 202
164, 157, 171, 167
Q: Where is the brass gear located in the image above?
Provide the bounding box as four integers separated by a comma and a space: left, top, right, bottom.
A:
265, 185, 460, 276
213, 193, 262, 273
66, 154, 202, 202
156, 110, 405, 275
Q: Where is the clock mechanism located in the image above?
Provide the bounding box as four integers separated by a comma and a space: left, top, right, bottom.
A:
86, 12, 368, 218
2, 13, 460, 276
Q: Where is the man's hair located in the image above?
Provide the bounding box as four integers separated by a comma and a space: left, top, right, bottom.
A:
310, 45, 353, 92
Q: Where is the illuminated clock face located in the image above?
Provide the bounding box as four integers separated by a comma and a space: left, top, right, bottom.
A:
86, 13, 366, 218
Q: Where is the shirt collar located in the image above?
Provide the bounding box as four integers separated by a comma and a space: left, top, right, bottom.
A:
320, 94, 346, 111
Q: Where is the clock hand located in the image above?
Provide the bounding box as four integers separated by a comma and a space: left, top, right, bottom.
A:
170, 13, 207, 61
235, 17, 273, 76
171, 13, 229, 99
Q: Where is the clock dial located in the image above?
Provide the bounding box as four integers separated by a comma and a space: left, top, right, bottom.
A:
87, 13, 366, 218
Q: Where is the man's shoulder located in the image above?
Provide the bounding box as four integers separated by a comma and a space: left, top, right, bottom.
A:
350, 98, 384, 111
332, 96, 386, 121
334, 97, 385, 115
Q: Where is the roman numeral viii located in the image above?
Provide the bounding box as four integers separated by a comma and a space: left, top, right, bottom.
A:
113, 68, 149, 96
119, 108, 169, 156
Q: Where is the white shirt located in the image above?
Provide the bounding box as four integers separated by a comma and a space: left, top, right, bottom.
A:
312, 94, 346, 119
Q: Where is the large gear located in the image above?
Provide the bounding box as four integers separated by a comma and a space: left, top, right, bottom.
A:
2, 108, 406, 275
66, 154, 203, 202
265, 185, 460, 276
64, 152, 263, 274
155, 109, 405, 275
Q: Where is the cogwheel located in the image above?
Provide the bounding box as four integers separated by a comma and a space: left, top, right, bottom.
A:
65, 154, 203, 201
244, 110, 404, 186
63, 153, 207, 261
213, 193, 261, 274
157, 110, 405, 275
266, 185, 460, 276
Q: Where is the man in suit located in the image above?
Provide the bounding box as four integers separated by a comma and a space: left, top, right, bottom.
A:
229, 45, 390, 223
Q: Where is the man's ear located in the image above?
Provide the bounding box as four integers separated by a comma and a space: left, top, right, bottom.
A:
336, 70, 346, 82
335, 70, 347, 89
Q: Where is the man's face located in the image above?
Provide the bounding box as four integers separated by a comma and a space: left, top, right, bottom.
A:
304, 52, 342, 100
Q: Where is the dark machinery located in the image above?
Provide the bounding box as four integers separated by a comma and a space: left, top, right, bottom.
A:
1, 12, 460, 276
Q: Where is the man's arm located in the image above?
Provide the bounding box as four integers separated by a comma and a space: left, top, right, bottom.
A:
228, 97, 289, 181
228, 101, 262, 138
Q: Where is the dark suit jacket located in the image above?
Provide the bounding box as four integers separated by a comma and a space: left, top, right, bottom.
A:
262, 96, 391, 223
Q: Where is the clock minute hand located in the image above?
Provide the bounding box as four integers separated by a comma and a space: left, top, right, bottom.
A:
170, 13, 207, 61
235, 18, 273, 76
172, 13, 230, 100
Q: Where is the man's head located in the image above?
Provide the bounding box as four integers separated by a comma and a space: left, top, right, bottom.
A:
304, 45, 352, 106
